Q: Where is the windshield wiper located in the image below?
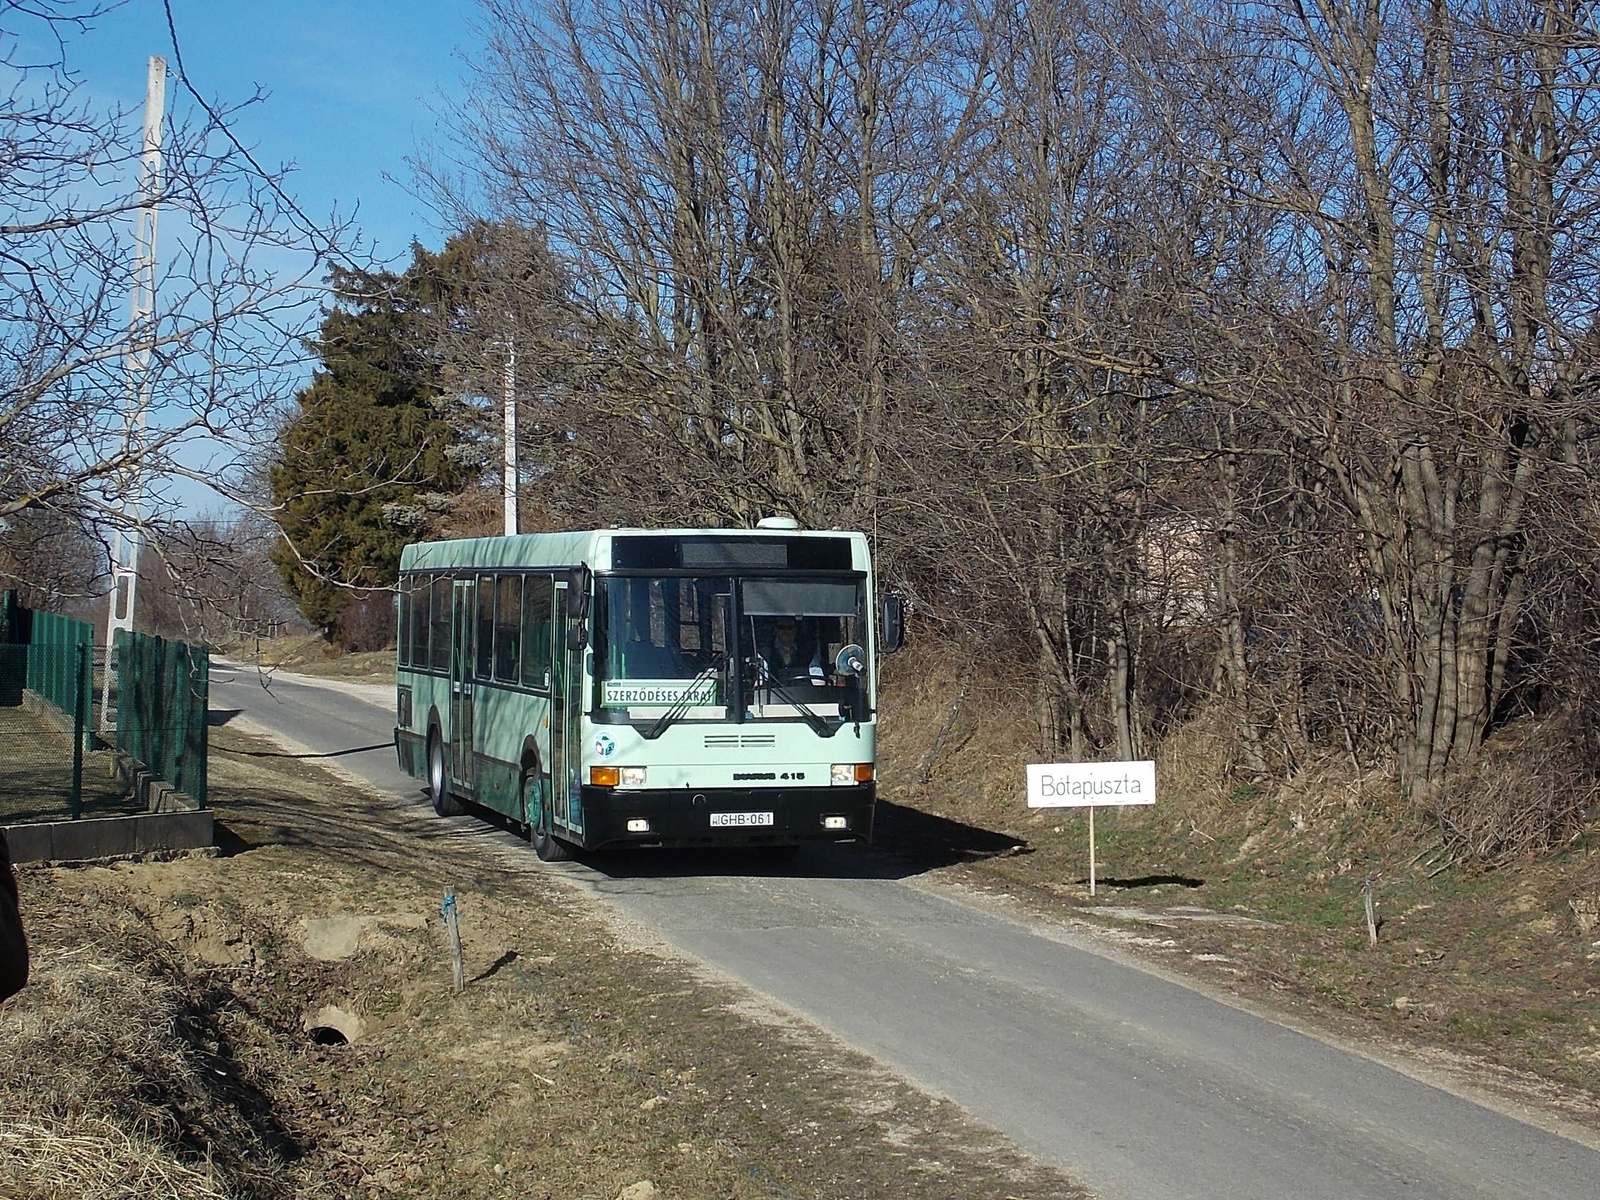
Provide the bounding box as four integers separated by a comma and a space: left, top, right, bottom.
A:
758, 673, 834, 738
642, 664, 721, 740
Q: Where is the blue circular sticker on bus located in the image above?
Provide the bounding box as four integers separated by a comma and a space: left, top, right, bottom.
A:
594, 733, 616, 758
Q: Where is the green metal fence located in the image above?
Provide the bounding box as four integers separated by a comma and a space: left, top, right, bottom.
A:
0, 596, 112, 822
0, 595, 212, 821
114, 629, 209, 809
28, 609, 93, 749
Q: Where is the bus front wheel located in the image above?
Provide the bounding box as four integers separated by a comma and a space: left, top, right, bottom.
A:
525, 770, 571, 862
428, 730, 466, 817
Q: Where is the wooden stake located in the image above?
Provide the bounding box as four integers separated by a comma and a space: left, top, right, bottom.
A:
443, 887, 465, 992
1362, 877, 1378, 946
1089, 807, 1097, 897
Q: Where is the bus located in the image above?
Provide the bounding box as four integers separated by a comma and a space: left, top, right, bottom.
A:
393, 519, 904, 859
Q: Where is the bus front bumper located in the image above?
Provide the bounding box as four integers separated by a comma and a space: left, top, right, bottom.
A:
576, 783, 875, 850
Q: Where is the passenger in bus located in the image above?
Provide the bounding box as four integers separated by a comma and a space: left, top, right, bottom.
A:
763, 616, 825, 686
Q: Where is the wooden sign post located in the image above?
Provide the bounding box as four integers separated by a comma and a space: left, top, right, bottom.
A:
1026, 761, 1157, 896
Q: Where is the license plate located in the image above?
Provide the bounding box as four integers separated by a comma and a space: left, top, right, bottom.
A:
710, 811, 774, 828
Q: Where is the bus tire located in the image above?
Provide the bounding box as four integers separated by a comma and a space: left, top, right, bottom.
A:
525, 770, 571, 862
428, 729, 466, 817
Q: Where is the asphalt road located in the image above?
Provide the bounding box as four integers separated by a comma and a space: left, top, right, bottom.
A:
210, 661, 1600, 1200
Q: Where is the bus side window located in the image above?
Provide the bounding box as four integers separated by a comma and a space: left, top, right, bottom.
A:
521, 575, 554, 691
476, 574, 495, 680
397, 575, 412, 667
494, 575, 521, 683
410, 578, 430, 667
429, 576, 451, 671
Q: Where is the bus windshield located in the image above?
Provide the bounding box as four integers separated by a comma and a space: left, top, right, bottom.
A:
595, 575, 867, 726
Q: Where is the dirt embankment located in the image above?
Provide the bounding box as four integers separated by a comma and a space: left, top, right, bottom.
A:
0, 721, 1085, 1200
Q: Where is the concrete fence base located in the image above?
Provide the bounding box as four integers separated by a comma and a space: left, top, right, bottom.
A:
5, 808, 214, 863
6, 752, 214, 865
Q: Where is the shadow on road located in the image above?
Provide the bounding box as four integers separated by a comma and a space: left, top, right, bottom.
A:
873, 797, 1029, 865
577, 796, 1030, 883
214, 783, 1030, 886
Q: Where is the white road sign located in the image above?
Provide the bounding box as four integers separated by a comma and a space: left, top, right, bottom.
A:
1026, 761, 1156, 808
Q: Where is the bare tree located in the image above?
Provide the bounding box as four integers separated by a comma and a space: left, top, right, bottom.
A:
133, 512, 304, 643
1134, 0, 1600, 809
0, 503, 102, 613
423, 0, 980, 529
0, 3, 355, 562
904, 0, 1229, 759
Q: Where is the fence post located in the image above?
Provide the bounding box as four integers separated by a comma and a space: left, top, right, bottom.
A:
194, 649, 209, 808
71, 641, 88, 819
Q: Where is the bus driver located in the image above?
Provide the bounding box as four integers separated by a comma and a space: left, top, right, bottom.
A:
764, 616, 824, 686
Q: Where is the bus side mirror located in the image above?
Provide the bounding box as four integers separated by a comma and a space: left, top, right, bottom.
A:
880, 594, 905, 653
566, 621, 587, 652
570, 563, 592, 621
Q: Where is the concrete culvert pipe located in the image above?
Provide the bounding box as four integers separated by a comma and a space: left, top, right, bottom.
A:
302, 1004, 365, 1046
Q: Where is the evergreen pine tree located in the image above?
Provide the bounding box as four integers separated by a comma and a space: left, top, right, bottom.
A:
270, 258, 479, 636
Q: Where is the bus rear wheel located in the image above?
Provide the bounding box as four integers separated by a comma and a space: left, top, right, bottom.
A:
428, 730, 466, 817
525, 771, 571, 862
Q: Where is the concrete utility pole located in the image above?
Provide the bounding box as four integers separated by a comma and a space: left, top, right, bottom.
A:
502, 327, 518, 536
102, 55, 166, 732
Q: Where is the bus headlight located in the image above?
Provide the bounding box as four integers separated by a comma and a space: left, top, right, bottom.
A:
831, 763, 872, 786
591, 766, 648, 788
823, 815, 849, 830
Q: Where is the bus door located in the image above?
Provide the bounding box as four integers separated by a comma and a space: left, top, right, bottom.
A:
550, 581, 584, 837
449, 578, 476, 795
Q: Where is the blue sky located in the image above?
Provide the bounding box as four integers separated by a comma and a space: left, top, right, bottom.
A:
49, 0, 485, 266
18, 1, 491, 518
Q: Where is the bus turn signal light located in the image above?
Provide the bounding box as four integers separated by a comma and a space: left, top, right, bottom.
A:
590, 766, 620, 787
831, 763, 875, 786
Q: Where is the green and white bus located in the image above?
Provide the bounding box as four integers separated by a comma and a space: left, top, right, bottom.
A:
393, 520, 903, 859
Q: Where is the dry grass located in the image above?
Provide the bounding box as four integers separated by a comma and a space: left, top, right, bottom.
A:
0, 1116, 229, 1200
1434, 722, 1600, 865
0, 869, 328, 1200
